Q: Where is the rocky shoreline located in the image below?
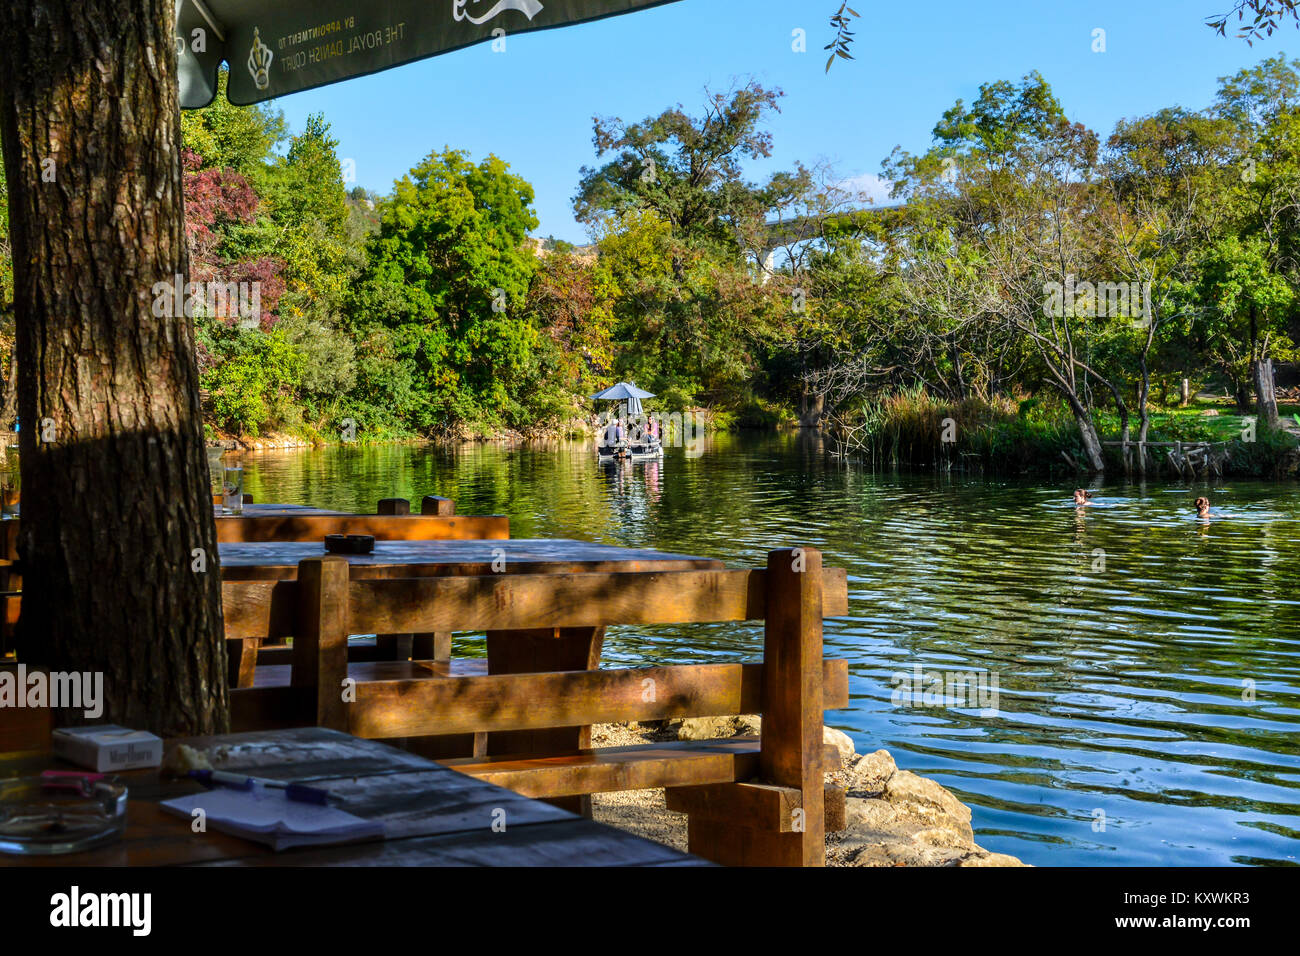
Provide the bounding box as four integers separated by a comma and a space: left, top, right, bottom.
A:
590, 718, 1027, 867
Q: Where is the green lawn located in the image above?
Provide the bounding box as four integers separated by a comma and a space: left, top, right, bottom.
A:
1098, 396, 1300, 443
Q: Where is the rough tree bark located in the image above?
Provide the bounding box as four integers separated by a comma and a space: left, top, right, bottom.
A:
1252, 357, 1279, 427
1064, 397, 1106, 473
0, 0, 227, 733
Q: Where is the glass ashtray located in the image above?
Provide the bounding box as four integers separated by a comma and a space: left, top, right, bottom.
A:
0, 774, 128, 855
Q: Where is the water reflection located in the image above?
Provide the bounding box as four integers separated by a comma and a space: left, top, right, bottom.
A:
240, 432, 1300, 866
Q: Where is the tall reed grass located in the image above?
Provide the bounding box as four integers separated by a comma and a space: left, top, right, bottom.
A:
840, 388, 1086, 476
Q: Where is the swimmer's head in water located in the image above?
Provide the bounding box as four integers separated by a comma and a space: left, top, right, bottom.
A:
1195, 496, 1210, 517
1073, 489, 1093, 505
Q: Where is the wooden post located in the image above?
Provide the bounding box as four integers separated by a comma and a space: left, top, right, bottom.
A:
293, 557, 350, 732
759, 546, 825, 865
375, 634, 414, 660
417, 495, 455, 662
420, 495, 455, 516
485, 625, 606, 816
411, 632, 452, 661
228, 637, 261, 688
373, 499, 419, 661
414, 491, 456, 662
678, 547, 827, 866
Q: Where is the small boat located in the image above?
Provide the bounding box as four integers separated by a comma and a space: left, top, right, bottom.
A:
591, 381, 664, 464
597, 440, 664, 463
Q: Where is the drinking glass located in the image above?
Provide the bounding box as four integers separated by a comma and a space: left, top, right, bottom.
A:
222, 465, 244, 515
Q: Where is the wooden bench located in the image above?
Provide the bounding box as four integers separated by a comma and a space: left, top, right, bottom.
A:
217, 498, 504, 684
221, 547, 850, 866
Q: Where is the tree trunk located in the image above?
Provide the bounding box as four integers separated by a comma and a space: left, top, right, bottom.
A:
799, 387, 824, 429
1089, 372, 1129, 476
1252, 357, 1279, 427
1134, 356, 1156, 478
1065, 399, 1105, 473
1232, 375, 1253, 414
0, 0, 227, 734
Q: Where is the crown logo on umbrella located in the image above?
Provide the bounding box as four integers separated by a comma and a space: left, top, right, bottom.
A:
453, 0, 545, 26
247, 27, 273, 91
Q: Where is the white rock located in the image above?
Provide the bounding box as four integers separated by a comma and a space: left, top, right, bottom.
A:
844, 749, 897, 795
823, 726, 857, 768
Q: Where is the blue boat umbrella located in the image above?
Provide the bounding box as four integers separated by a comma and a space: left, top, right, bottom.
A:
588, 382, 655, 402
590, 382, 654, 444
591, 382, 653, 419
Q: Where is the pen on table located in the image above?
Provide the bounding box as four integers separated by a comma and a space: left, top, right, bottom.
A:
186, 769, 333, 805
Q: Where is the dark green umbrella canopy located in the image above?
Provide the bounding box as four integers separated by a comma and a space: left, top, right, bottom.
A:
176, 0, 679, 108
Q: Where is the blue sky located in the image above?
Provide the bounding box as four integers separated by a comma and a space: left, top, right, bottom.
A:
270, 0, 1295, 242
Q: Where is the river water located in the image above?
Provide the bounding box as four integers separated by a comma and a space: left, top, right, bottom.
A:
239, 431, 1300, 867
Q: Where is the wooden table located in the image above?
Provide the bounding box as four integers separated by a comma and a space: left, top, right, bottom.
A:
220, 539, 726, 803
218, 538, 723, 580
0, 728, 705, 866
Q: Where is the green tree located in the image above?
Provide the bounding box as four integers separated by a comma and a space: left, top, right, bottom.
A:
883, 73, 1126, 471
1197, 234, 1295, 421
1103, 106, 1238, 464
574, 82, 804, 277
1208, 55, 1300, 419
261, 113, 357, 323
179, 69, 286, 175
573, 85, 811, 409
261, 113, 348, 232
201, 324, 307, 436
350, 149, 540, 434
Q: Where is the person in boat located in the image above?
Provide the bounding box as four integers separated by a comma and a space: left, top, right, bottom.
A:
1072, 489, 1094, 506
647, 414, 660, 444
1195, 496, 1211, 519
600, 416, 622, 452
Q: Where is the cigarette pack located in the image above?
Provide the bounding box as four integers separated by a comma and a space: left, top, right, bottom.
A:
51, 724, 163, 772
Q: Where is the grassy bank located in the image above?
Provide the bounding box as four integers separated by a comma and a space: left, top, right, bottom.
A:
835, 390, 1300, 479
